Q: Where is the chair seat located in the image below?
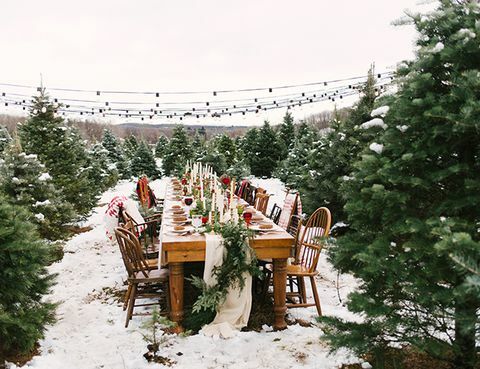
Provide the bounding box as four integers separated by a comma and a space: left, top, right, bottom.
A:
146, 258, 159, 269
130, 268, 169, 283
286, 264, 318, 276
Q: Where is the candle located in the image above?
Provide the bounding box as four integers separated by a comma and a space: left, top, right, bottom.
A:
211, 190, 216, 212
230, 179, 234, 209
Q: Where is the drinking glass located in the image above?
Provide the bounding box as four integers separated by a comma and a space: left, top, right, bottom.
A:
243, 212, 252, 226
192, 214, 202, 234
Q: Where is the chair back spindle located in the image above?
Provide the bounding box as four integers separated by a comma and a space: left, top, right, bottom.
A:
296, 207, 331, 274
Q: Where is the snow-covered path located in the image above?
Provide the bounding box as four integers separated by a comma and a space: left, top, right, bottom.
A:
18, 179, 360, 369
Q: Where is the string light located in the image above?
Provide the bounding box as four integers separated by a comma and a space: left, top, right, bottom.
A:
0, 73, 394, 120
0, 71, 393, 96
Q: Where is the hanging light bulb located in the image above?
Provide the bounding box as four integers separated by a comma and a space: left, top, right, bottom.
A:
41, 107, 47, 113
33, 108, 38, 114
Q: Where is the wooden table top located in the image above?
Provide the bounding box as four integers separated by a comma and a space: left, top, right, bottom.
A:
160, 186, 294, 253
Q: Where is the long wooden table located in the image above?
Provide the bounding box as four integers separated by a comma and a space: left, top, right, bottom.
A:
160, 189, 294, 331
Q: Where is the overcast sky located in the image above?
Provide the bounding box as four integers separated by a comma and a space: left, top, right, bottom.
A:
0, 0, 431, 126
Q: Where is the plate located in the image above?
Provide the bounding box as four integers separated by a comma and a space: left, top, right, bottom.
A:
170, 226, 194, 233
249, 225, 276, 232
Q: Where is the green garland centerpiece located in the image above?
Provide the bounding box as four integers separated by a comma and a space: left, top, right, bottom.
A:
188, 220, 262, 328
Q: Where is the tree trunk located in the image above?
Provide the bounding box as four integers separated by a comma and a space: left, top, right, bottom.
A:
454, 299, 477, 369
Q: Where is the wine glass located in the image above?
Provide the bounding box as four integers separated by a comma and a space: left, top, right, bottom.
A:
192, 214, 202, 234
243, 212, 252, 226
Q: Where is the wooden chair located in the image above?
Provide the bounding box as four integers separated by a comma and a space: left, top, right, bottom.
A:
245, 184, 257, 206
114, 227, 169, 328
119, 209, 161, 257
121, 221, 160, 270
262, 214, 304, 297
254, 193, 270, 215
286, 207, 331, 315
269, 204, 282, 224
277, 192, 301, 230
264, 207, 331, 315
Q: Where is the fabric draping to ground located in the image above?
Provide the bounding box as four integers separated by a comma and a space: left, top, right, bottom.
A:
200, 234, 252, 338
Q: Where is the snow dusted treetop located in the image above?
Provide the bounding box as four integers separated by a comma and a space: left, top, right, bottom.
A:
19, 89, 99, 217
0, 139, 75, 240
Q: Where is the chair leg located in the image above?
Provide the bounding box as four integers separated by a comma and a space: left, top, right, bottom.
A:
123, 284, 132, 311
125, 283, 137, 328
299, 277, 307, 304
310, 276, 322, 316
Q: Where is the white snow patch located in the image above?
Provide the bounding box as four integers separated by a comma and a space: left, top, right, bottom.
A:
360, 118, 387, 130
457, 28, 476, 39
12, 177, 21, 184
39, 173, 52, 181
34, 200, 51, 207
34, 213, 45, 221
431, 42, 444, 53
369, 142, 384, 154
370, 106, 390, 118
396, 125, 409, 133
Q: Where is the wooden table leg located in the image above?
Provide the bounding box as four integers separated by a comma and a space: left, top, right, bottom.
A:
169, 262, 184, 332
273, 257, 288, 330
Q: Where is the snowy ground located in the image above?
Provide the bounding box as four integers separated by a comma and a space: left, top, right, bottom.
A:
14, 178, 361, 369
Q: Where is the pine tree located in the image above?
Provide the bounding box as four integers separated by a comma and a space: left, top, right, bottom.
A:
154, 135, 169, 158
300, 69, 378, 218
19, 91, 99, 217
0, 126, 11, 156
192, 132, 206, 160
123, 134, 139, 161
0, 141, 75, 240
276, 121, 317, 190
101, 129, 129, 178
278, 111, 296, 157
130, 141, 159, 178
87, 143, 119, 191
249, 121, 282, 177
200, 144, 227, 175
215, 134, 237, 168
0, 196, 56, 359
321, 2, 480, 368
162, 125, 193, 176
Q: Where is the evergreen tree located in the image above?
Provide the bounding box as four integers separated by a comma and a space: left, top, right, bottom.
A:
239, 127, 258, 171
0, 126, 11, 156
154, 135, 169, 158
192, 132, 206, 160
123, 134, 138, 161
130, 141, 159, 178
321, 2, 480, 368
0, 196, 56, 359
215, 134, 237, 168
0, 141, 75, 240
278, 111, 296, 157
87, 143, 119, 191
300, 69, 378, 218
162, 125, 193, 176
249, 121, 282, 177
276, 121, 317, 190
19, 91, 99, 217
200, 145, 228, 175
101, 129, 129, 178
